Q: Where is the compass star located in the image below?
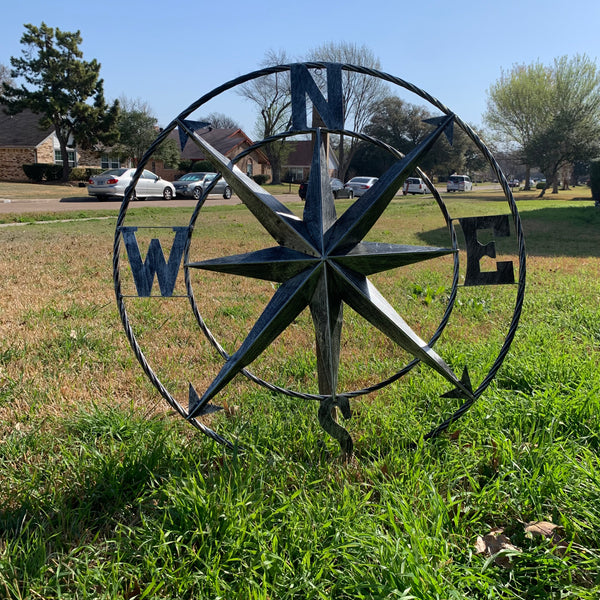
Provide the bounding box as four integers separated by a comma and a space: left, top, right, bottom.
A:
181, 116, 474, 451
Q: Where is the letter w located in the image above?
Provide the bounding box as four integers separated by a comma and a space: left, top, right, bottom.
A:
120, 226, 189, 297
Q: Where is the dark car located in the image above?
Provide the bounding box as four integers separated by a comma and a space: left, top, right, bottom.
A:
298, 177, 355, 200
173, 172, 232, 200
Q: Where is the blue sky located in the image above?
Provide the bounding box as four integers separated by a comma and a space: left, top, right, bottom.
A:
1, 0, 599, 135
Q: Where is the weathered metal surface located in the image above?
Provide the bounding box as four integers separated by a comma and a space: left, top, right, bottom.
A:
113, 62, 526, 455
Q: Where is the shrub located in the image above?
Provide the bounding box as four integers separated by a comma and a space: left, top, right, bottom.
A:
252, 174, 269, 185
69, 167, 103, 181
590, 158, 600, 204
22, 163, 62, 182
69, 167, 89, 181
189, 160, 213, 173
536, 181, 547, 190
45, 164, 63, 181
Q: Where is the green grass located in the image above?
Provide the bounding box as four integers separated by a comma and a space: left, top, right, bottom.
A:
1, 191, 600, 598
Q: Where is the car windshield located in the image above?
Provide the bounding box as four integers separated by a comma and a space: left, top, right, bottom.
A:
102, 169, 127, 177
349, 177, 372, 183
179, 173, 207, 181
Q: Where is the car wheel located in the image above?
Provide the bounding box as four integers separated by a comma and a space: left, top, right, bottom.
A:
192, 187, 202, 200
163, 187, 173, 200
223, 186, 232, 200
333, 190, 338, 199
348, 190, 354, 199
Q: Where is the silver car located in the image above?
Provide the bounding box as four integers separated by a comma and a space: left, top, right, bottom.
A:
87, 168, 175, 200
344, 176, 378, 197
173, 172, 233, 200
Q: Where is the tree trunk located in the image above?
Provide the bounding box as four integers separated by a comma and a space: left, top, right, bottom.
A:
58, 136, 71, 182
267, 150, 282, 185
338, 133, 345, 181
524, 165, 531, 191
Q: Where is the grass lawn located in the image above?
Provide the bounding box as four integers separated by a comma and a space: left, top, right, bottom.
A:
1, 187, 599, 598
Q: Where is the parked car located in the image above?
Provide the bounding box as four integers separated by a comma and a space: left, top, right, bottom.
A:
403, 177, 430, 195
344, 176, 378, 197
87, 168, 175, 200
508, 179, 520, 188
446, 174, 473, 192
330, 177, 354, 199
298, 177, 355, 200
173, 172, 232, 200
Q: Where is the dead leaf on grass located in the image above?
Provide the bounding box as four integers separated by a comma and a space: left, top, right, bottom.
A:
475, 527, 522, 568
524, 520, 568, 555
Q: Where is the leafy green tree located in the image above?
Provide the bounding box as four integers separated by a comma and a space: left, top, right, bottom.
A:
484, 62, 551, 189
115, 97, 180, 168
485, 55, 600, 195
350, 95, 484, 180
1, 23, 119, 181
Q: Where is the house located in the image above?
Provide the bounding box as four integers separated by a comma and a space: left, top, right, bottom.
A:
153, 125, 271, 182
0, 105, 122, 181
0, 106, 270, 182
0, 107, 56, 181
282, 139, 339, 183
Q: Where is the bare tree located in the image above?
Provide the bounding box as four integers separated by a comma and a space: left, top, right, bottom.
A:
0, 63, 12, 89
198, 112, 240, 130
238, 49, 294, 184
306, 42, 386, 180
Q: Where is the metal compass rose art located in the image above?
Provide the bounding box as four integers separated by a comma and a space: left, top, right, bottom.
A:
113, 63, 526, 455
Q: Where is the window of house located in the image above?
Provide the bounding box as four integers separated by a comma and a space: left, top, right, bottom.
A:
54, 149, 76, 167
285, 167, 304, 182
246, 159, 253, 177
101, 155, 121, 169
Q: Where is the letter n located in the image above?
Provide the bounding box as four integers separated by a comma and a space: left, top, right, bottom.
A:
290, 63, 344, 130
120, 226, 189, 297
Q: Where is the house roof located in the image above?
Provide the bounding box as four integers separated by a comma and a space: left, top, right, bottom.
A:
0, 105, 54, 148
284, 140, 339, 169
169, 126, 269, 164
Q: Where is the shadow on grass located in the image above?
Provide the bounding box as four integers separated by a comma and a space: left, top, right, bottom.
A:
419, 204, 600, 258
0, 412, 197, 545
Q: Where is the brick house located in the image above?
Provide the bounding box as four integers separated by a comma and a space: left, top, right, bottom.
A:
149, 125, 271, 182
282, 139, 339, 183
0, 105, 124, 181
0, 107, 270, 182
0, 107, 56, 180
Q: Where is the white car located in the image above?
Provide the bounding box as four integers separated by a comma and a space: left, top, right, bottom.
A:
403, 177, 430, 195
344, 176, 378, 197
88, 168, 175, 200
